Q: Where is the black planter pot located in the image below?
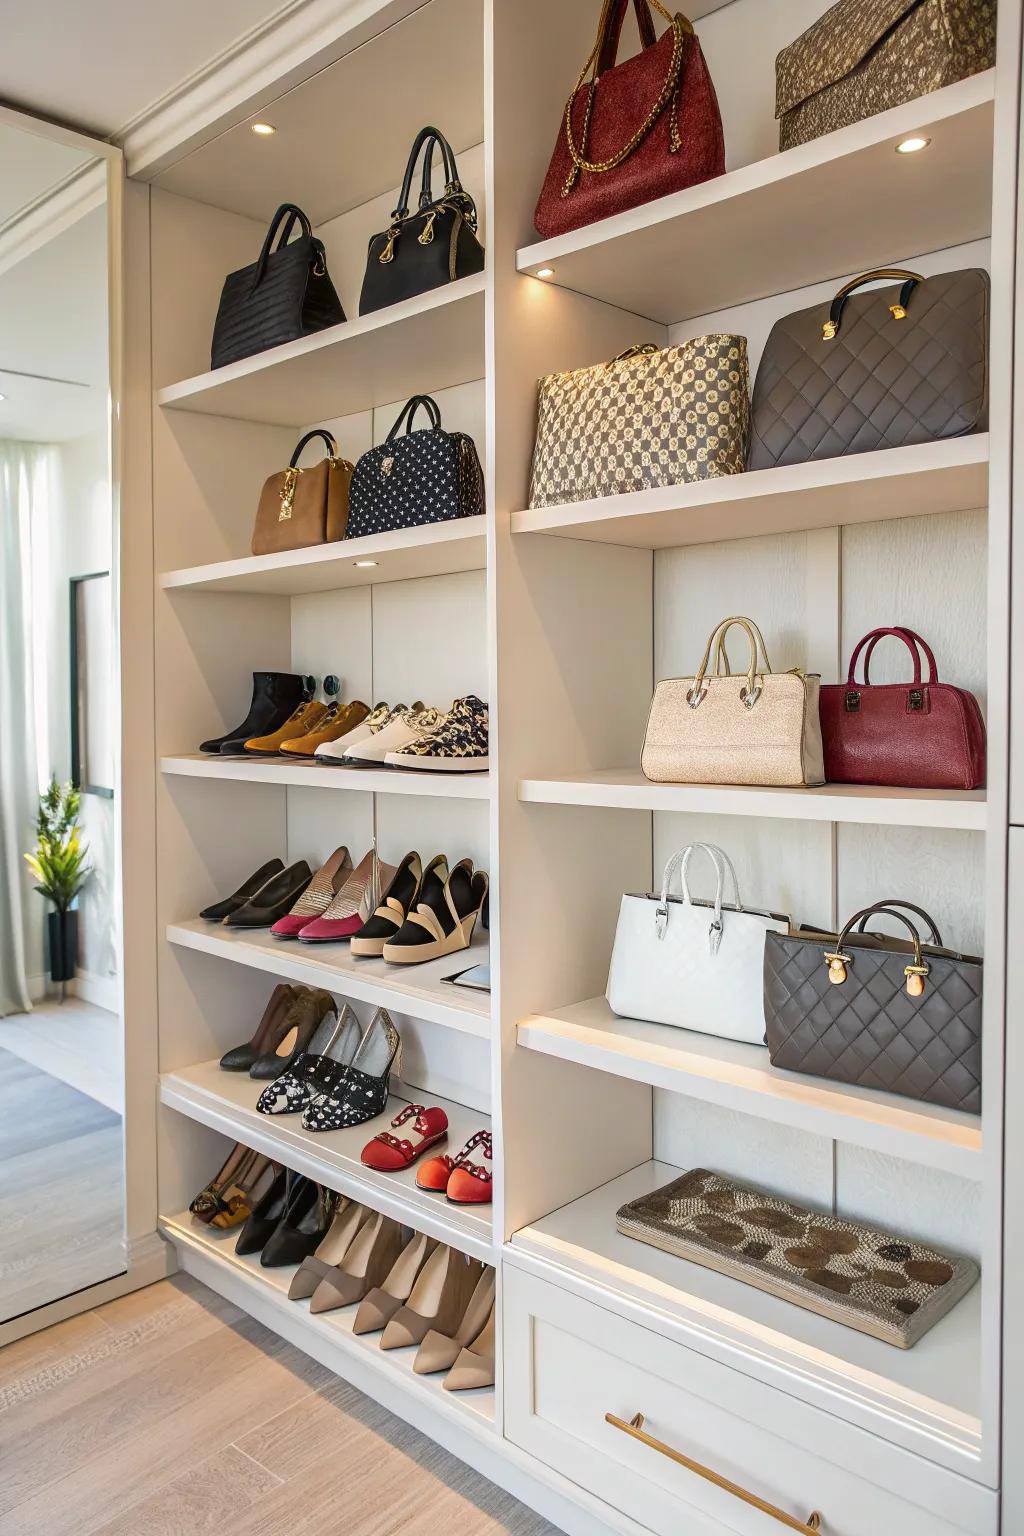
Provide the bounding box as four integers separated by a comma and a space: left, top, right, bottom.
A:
48, 909, 78, 983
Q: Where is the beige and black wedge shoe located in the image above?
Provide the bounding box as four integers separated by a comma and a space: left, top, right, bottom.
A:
382, 857, 487, 966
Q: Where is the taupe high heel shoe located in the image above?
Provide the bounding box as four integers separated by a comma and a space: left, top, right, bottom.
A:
443, 1301, 495, 1392
414, 1266, 495, 1375
287, 1198, 367, 1300
353, 1231, 437, 1335
380, 1243, 484, 1351
309, 1211, 404, 1314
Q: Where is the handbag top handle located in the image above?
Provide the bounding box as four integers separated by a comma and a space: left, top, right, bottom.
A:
385, 394, 442, 442
564, 0, 693, 187
656, 842, 742, 950
289, 428, 339, 468
822, 268, 924, 341
252, 203, 316, 290
597, 0, 658, 71
848, 626, 939, 685
830, 905, 931, 997
689, 616, 774, 708
855, 901, 944, 948
394, 127, 462, 220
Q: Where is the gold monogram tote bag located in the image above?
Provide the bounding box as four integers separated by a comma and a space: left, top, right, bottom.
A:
642, 617, 825, 786
529, 335, 750, 509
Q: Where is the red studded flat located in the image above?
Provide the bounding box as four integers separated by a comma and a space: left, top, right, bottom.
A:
361, 1104, 448, 1172
444, 1130, 493, 1206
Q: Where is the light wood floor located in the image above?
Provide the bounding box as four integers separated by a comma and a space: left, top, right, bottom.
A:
0, 1274, 561, 1536
0, 1046, 125, 1324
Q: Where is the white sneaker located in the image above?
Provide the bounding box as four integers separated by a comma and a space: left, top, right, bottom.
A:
315, 701, 392, 762
345, 705, 447, 766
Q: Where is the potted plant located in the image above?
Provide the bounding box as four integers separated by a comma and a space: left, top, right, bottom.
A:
24, 778, 92, 987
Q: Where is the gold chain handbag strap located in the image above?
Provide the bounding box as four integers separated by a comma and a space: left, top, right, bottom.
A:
562, 1, 693, 196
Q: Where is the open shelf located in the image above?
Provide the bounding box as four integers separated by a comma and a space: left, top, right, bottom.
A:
516, 72, 994, 323
161, 517, 488, 596
156, 274, 486, 427
160, 1059, 494, 1262
162, 753, 491, 800
511, 1160, 981, 1474
517, 998, 981, 1181
160, 1211, 494, 1432
518, 771, 987, 830
511, 438, 989, 549
167, 919, 490, 1039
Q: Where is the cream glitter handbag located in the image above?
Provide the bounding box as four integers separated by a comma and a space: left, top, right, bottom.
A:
641, 616, 825, 786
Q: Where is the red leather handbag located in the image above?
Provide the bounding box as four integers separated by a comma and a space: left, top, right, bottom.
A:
820, 628, 986, 790
533, 0, 725, 239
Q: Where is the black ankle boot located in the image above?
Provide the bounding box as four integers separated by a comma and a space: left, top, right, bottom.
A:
200, 672, 308, 755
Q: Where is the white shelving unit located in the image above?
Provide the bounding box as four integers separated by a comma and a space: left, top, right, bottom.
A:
126, 0, 1022, 1530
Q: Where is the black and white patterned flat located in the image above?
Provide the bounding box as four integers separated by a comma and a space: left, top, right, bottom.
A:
256, 1004, 359, 1116
302, 1008, 401, 1133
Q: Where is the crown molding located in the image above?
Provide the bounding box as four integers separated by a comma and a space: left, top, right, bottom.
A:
119, 0, 428, 181
0, 160, 108, 278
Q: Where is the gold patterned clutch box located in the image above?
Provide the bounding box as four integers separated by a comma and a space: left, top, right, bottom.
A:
528, 336, 750, 510
617, 1168, 979, 1349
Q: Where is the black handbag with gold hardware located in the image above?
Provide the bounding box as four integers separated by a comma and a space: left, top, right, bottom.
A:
211, 204, 345, 369
346, 395, 484, 539
747, 267, 989, 470
764, 901, 982, 1112
359, 127, 484, 316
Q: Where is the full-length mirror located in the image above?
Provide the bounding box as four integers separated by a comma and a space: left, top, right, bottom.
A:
0, 115, 123, 1323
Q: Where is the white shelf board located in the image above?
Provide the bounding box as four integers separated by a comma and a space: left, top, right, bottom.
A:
167, 918, 490, 1038
160, 1059, 494, 1262
511, 438, 989, 549
511, 1161, 981, 1473
518, 771, 987, 830
156, 274, 485, 427
160, 1212, 494, 1431
516, 73, 995, 323
162, 753, 491, 800
517, 998, 981, 1180
161, 518, 488, 596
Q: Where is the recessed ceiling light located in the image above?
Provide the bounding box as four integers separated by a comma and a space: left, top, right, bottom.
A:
353, 559, 379, 569
251, 122, 276, 137
536, 267, 555, 279
896, 136, 931, 154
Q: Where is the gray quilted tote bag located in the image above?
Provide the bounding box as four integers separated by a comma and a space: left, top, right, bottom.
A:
747, 267, 989, 470
763, 900, 982, 1112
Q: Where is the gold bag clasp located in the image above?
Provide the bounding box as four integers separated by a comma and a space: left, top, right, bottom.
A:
824, 950, 851, 985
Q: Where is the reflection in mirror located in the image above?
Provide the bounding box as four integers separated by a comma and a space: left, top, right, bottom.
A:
0, 122, 124, 1322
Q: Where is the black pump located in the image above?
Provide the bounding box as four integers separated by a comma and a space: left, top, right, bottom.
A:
235, 1167, 291, 1255
260, 1177, 336, 1267
199, 858, 286, 923
199, 671, 309, 755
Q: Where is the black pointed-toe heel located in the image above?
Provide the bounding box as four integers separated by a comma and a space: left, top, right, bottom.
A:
235, 1166, 291, 1255
260, 1179, 336, 1268
219, 983, 296, 1072
199, 858, 285, 922
223, 862, 314, 929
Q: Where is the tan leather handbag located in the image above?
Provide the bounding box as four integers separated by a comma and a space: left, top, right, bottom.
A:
641, 617, 825, 786
252, 429, 353, 556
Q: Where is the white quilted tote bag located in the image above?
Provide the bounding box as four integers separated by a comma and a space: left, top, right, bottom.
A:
606, 843, 790, 1044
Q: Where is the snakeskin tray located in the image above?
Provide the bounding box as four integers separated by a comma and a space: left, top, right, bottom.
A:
616, 1169, 979, 1349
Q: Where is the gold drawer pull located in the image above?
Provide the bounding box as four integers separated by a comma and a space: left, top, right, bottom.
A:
606, 1413, 823, 1534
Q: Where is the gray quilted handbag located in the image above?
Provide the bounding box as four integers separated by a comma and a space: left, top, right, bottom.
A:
763, 900, 982, 1112
747, 267, 989, 470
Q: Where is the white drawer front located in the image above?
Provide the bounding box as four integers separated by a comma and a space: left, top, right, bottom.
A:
504, 1264, 996, 1536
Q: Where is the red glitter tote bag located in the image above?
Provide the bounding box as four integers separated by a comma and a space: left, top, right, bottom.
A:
534, 0, 725, 240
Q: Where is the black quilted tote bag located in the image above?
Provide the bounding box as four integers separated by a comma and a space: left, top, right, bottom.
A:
764, 900, 982, 1112
211, 203, 346, 369
346, 395, 485, 539
359, 127, 484, 316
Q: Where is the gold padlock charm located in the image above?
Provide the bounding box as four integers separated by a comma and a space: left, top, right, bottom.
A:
905, 964, 928, 998
824, 951, 850, 985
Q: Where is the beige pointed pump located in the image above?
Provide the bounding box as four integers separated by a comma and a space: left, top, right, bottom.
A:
414, 1266, 495, 1375
380, 1243, 484, 1351
353, 1230, 437, 1335
287, 1198, 367, 1301
309, 1211, 404, 1314
443, 1300, 496, 1392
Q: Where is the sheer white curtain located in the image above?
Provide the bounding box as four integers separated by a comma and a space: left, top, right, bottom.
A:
0, 439, 55, 1015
